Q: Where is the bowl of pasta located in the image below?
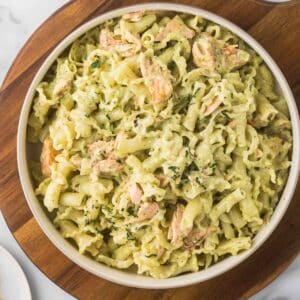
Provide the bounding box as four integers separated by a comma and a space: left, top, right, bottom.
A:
17, 3, 300, 289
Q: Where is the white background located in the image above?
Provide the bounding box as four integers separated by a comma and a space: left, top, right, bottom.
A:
0, 0, 299, 299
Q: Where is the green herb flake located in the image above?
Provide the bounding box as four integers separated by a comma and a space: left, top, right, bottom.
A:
168, 166, 180, 180
171, 174, 180, 180
168, 166, 178, 172
167, 61, 176, 71
209, 162, 217, 169
222, 111, 231, 120
185, 149, 189, 157
85, 218, 96, 225
145, 254, 157, 258
126, 229, 135, 240
192, 87, 200, 97
103, 207, 113, 214
127, 206, 135, 216
91, 59, 101, 69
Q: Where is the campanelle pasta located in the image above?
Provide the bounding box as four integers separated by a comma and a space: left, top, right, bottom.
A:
28, 11, 292, 278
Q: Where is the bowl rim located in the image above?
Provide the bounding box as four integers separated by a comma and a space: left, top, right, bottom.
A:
17, 2, 300, 289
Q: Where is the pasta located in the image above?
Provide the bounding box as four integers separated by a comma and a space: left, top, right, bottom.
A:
27, 11, 292, 279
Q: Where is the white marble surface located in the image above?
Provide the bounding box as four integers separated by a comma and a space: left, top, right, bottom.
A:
0, 0, 299, 299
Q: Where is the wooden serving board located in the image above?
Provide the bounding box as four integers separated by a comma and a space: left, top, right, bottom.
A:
0, 0, 299, 299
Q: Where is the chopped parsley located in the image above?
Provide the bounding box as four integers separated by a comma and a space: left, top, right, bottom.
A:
222, 111, 231, 120
126, 229, 135, 240
192, 87, 201, 97
181, 178, 189, 184
167, 60, 176, 71
185, 147, 193, 158
95, 228, 102, 234
107, 219, 115, 225
85, 219, 96, 226
103, 207, 113, 214
145, 254, 157, 258
127, 206, 136, 216
210, 162, 217, 168
168, 166, 180, 180
168, 166, 178, 172
110, 225, 117, 231
173, 95, 191, 112
185, 148, 189, 157
90, 59, 101, 69
209, 162, 217, 170
171, 174, 180, 180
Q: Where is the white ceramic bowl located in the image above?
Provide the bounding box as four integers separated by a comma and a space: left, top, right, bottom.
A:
17, 3, 300, 289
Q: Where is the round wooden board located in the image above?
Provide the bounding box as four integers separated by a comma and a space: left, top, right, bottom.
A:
0, 0, 299, 299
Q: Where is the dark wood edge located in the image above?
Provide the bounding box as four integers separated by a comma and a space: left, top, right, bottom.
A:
251, 0, 299, 6
242, 250, 300, 299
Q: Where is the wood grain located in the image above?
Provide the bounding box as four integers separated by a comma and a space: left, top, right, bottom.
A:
0, 0, 299, 299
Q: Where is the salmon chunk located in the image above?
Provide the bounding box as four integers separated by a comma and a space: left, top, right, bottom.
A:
167, 205, 186, 244
156, 173, 169, 188
92, 158, 123, 175
120, 22, 142, 56
156, 15, 195, 41
128, 182, 143, 205
227, 120, 236, 129
122, 11, 145, 22
53, 78, 71, 98
88, 140, 115, 159
183, 227, 215, 249
129, 202, 159, 223
100, 28, 141, 57
99, 29, 123, 51
157, 246, 165, 259
203, 97, 222, 116
140, 53, 173, 103
221, 45, 250, 72
40, 137, 58, 177
192, 34, 216, 76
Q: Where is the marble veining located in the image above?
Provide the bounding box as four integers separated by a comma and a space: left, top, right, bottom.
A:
0, 0, 299, 299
